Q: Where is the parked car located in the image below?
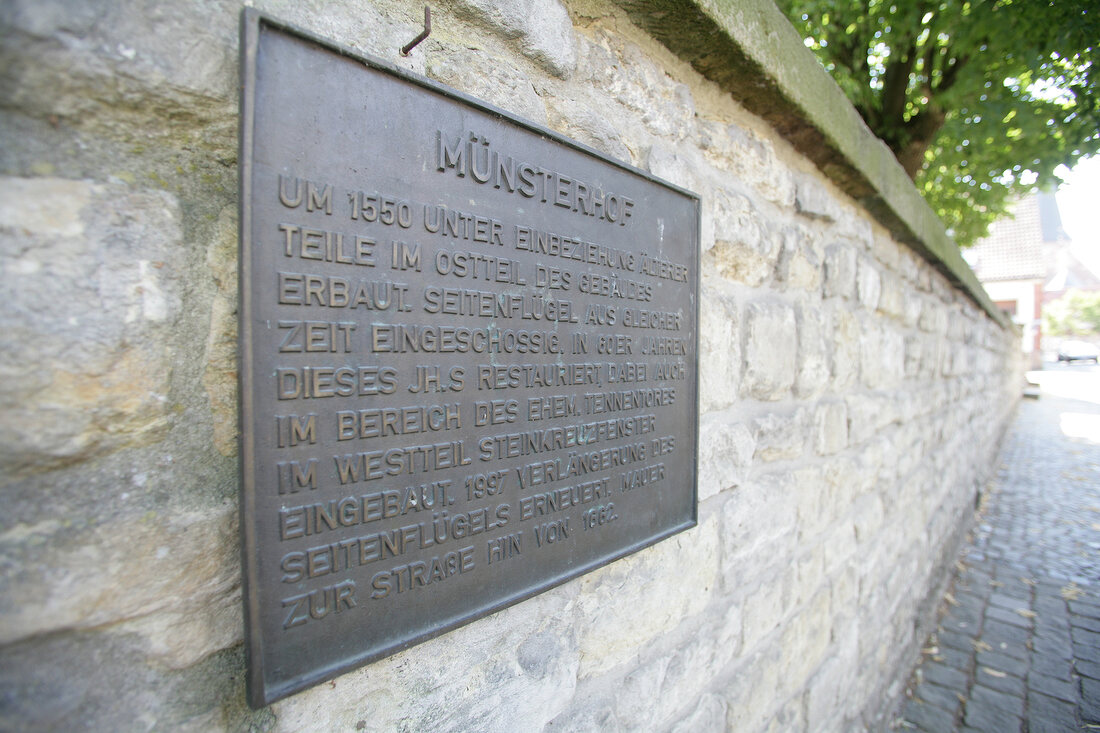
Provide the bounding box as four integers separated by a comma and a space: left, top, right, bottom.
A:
1057, 340, 1100, 363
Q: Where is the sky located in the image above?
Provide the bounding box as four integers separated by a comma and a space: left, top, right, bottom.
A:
1056, 156, 1100, 274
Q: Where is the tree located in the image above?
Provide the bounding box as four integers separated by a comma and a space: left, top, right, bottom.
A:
1044, 289, 1100, 335
776, 0, 1100, 245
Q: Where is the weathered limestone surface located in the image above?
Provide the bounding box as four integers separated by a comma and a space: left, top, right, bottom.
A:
0, 0, 1019, 730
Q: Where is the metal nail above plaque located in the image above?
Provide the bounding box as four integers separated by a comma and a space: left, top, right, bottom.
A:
239, 9, 700, 707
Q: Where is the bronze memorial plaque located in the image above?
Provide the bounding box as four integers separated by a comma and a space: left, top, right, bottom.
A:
239, 10, 700, 706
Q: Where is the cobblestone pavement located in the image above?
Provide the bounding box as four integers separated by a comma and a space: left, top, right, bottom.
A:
895, 366, 1100, 732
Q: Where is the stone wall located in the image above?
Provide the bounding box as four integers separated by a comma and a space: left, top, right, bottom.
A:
0, 0, 1020, 730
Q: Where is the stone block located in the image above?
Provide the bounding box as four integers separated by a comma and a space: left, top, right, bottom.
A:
708, 188, 775, 286
922, 337, 945, 378
835, 209, 874, 251
696, 120, 795, 206
845, 394, 880, 446
779, 587, 832, 689
647, 143, 705, 204
857, 257, 882, 311
642, 638, 726, 729
582, 32, 694, 140
112, 585, 242, 670
858, 320, 886, 389
806, 641, 858, 729
1071, 613, 1100, 634
946, 309, 969, 342
814, 400, 848, 455
2, 0, 237, 129
797, 307, 831, 399
1082, 677, 1100, 724
1028, 671, 1077, 703
902, 697, 957, 731
741, 565, 796, 651
697, 412, 755, 500
0, 505, 240, 661
877, 270, 905, 319
763, 698, 805, 733
0, 177, 182, 474
985, 604, 1031, 629
869, 230, 901, 273
851, 493, 885, 543
857, 325, 904, 389
963, 684, 1024, 730
880, 329, 906, 387
830, 570, 860, 637
710, 597, 745, 673
426, 48, 548, 125
719, 472, 799, 573
544, 704, 624, 733
903, 291, 924, 327
798, 549, 827, 604
919, 300, 949, 334
723, 648, 782, 731
831, 306, 861, 389
950, 342, 971, 376
698, 281, 741, 412
825, 453, 863, 519
777, 225, 822, 292
976, 665, 1026, 696
544, 95, 632, 162
795, 467, 833, 542
822, 521, 858, 574
1027, 692, 1081, 732
795, 176, 838, 222
904, 334, 924, 378
1073, 651, 1100, 677
614, 655, 671, 729
828, 451, 872, 497
202, 205, 238, 458
896, 248, 921, 283
574, 514, 719, 678
916, 678, 965, 714
752, 407, 809, 462
0, 628, 252, 733
669, 693, 727, 733
742, 301, 797, 400
276, 587, 580, 731
450, 0, 576, 77
824, 242, 858, 299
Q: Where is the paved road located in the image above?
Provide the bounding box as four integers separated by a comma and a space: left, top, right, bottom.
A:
895, 362, 1100, 732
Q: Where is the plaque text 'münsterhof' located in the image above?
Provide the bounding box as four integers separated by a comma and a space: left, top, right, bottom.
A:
240, 11, 700, 707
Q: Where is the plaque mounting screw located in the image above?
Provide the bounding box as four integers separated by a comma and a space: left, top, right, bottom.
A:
401, 6, 431, 56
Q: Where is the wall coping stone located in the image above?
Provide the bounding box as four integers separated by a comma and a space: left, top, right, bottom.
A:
612, 0, 1011, 329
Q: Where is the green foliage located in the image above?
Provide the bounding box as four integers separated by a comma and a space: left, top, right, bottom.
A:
775, 0, 1100, 245
1043, 289, 1100, 335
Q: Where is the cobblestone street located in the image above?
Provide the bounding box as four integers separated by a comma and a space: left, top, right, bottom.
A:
896, 365, 1100, 731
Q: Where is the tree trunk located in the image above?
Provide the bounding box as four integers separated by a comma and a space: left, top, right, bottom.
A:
894, 106, 947, 179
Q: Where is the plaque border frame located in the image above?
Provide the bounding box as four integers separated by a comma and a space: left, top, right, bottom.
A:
239, 8, 701, 707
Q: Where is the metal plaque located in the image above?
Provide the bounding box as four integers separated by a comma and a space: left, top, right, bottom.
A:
239, 10, 700, 707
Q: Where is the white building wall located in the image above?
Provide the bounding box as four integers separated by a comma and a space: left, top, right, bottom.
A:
983, 279, 1039, 355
